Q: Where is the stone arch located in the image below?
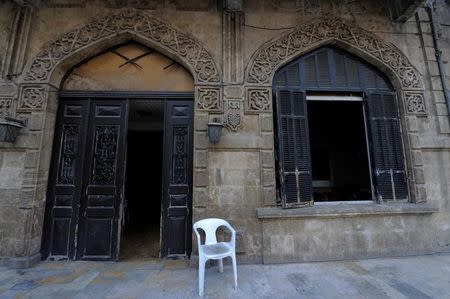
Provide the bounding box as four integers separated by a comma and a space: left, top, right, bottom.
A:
244, 19, 429, 204
22, 9, 220, 85
12, 11, 223, 266
244, 18, 426, 115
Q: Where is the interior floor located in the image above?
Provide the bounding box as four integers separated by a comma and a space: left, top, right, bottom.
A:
308, 100, 372, 201
120, 108, 164, 260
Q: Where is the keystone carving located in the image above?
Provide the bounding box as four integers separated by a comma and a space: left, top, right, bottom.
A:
225, 99, 242, 131
18, 85, 47, 110
196, 87, 222, 112
405, 92, 426, 115
246, 18, 423, 91
246, 87, 271, 113
23, 10, 220, 84
0, 98, 13, 117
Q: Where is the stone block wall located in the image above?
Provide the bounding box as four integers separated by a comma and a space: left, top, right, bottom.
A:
0, 0, 449, 267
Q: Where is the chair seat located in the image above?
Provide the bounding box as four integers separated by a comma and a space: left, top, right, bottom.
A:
202, 242, 232, 258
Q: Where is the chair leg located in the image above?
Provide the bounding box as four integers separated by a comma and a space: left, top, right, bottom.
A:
231, 253, 237, 289
199, 257, 206, 297
218, 258, 223, 273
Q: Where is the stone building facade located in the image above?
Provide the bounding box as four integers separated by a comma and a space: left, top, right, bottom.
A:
0, 0, 449, 268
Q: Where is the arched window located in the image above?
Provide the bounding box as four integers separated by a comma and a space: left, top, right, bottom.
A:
273, 47, 407, 208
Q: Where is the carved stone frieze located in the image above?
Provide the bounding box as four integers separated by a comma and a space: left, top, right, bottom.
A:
225, 99, 242, 131
246, 18, 423, 90
405, 92, 426, 115
245, 87, 271, 113
23, 10, 220, 84
0, 98, 13, 117
196, 87, 222, 113
18, 85, 48, 111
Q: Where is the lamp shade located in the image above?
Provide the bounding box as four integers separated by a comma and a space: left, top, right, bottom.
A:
207, 120, 223, 144
0, 117, 25, 143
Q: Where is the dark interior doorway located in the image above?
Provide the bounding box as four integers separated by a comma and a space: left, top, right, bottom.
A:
308, 100, 372, 202
121, 100, 164, 260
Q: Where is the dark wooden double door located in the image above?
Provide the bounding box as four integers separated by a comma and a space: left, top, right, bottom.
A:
42, 96, 193, 260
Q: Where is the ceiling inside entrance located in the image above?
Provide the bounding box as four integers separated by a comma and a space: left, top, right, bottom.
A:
62, 42, 194, 92
128, 99, 164, 131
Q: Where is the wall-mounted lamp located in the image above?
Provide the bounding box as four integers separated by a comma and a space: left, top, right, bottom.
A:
207, 117, 223, 144
0, 117, 26, 143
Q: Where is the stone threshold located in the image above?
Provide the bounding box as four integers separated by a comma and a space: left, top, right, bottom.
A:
257, 202, 438, 219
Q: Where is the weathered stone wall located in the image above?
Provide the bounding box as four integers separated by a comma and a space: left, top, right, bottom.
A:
0, 0, 449, 267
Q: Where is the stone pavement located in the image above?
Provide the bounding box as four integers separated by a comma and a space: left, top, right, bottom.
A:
0, 254, 449, 298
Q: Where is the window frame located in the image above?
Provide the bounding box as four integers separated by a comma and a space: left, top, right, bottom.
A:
306, 94, 376, 203
272, 46, 410, 207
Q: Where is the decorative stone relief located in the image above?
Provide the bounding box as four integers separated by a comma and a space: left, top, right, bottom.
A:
245, 87, 271, 113
0, 98, 13, 117
225, 99, 242, 131
246, 18, 424, 90
405, 92, 426, 115
23, 10, 220, 84
196, 87, 222, 113
18, 85, 47, 111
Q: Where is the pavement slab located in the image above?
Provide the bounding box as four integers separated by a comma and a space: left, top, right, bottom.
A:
0, 253, 449, 298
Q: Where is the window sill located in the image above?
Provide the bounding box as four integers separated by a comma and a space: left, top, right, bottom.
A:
256, 202, 438, 219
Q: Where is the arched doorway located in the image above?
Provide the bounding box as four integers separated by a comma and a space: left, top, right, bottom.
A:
273, 46, 408, 207
41, 42, 195, 261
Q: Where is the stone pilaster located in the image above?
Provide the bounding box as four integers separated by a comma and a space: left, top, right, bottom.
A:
2, 6, 33, 80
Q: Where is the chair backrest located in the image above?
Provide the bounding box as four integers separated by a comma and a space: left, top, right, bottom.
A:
193, 218, 231, 246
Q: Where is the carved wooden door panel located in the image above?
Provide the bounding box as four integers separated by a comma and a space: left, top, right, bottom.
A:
76, 99, 128, 260
161, 100, 193, 257
42, 99, 89, 260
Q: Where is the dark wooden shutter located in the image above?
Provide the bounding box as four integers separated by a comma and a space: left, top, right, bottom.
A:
42, 99, 89, 259
161, 100, 193, 257
76, 99, 128, 260
275, 89, 313, 208
366, 92, 408, 201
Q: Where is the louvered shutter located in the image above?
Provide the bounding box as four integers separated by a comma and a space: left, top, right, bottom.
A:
275, 89, 313, 208
366, 92, 408, 201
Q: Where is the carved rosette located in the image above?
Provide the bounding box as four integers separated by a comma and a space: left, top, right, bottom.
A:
18, 85, 48, 111
0, 98, 14, 117
245, 87, 271, 114
225, 99, 242, 131
246, 18, 423, 91
404, 92, 427, 115
196, 86, 222, 113
23, 10, 220, 84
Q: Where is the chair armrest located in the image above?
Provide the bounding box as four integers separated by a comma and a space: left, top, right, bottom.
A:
193, 227, 204, 254
223, 223, 236, 248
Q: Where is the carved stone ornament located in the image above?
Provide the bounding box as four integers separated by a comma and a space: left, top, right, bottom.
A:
0, 98, 13, 117
246, 87, 271, 113
23, 10, 220, 84
196, 87, 222, 112
18, 85, 47, 111
405, 92, 426, 115
225, 99, 242, 131
246, 18, 424, 90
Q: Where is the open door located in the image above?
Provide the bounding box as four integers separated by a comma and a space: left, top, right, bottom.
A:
76, 99, 128, 260
41, 99, 89, 260
161, 100, 194, 257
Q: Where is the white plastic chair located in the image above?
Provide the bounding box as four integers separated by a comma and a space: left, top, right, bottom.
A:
193, 218, 237, 297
